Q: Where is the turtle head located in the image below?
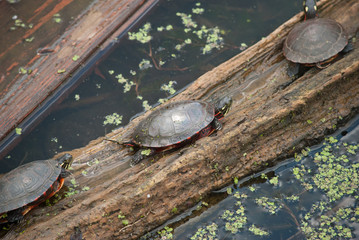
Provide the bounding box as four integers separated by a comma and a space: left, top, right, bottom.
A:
303, 0, 317, 20
57, 153, 73, 169
214, 96, 232, 119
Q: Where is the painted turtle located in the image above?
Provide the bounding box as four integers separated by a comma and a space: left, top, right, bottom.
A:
283, 0, 349, 73
123, 97, 232, 165
0, 153, 73, 223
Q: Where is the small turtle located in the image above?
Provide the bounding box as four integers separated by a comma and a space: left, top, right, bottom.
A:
120, 97, 232, 165
283, 0, 351, 76
0, 154, 73, 223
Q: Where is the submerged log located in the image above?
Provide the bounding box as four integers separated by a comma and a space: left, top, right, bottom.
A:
3, 0, 359, 239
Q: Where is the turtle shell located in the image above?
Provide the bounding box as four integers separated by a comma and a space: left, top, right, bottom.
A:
283, 18, 348, 64
133, 100, 215, 148
0, 159, 63, 214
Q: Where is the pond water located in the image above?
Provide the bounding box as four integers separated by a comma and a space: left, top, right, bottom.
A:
142, 115, 359, 239
0, 0, 300, 173
1, 0, 358, 239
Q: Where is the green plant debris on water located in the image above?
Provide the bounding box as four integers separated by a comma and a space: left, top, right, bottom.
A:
248, 224, 269, 236
221, 193, 248, 234
128, 22, 152, 44
248, 186, 256, 192
142, 100, 151, 111
260, 173, 268, 180
193, 26, 224, 54
161, 81, 177, 95
240, 42, 248, 50
233, 177, 238, 185
192, 7, 204, 15
103, 113, 123, 126
160, 25, 171, 32
138, 59, 153, 70
190, 223, 218, 240
269, 176, 279, 186
15, 127, 22, 135
158, 98, 168, 104
176, 136, 359, 239
115, 74, 136, 93
117, 1, 226, 114
157, 226, 173, 240
255, 196, 282, 214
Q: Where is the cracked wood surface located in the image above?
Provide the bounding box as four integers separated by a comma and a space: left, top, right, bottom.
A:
0, 0, 158, 147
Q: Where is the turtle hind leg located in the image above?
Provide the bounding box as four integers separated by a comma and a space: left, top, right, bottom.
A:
286, 62, 308, 79
342, 40, 354, 54
6, 207, 25, 223
279, 63, 308, 91
130, 148, 156, 166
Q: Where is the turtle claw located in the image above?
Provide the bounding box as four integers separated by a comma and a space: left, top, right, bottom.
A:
212, 118, 222, 131
130, 152, 143, 166
130, 148, 156, 166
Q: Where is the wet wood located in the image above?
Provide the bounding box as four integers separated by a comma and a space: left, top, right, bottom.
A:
0, 0, 158, 143
3, 0, 359, 239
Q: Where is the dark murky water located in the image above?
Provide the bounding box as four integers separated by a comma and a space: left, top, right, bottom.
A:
1, 0, 359, 239
0, 0, 299, 172
143, 116, 359, 239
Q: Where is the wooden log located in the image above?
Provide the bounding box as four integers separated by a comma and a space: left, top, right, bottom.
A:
0, 0, 158, 143
3, 0, 359, 239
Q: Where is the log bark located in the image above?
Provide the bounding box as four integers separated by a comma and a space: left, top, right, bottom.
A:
3, 0, 359, 239
0, 0, 158, 145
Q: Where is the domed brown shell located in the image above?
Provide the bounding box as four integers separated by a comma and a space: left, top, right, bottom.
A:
133, 100, 215, 148
283, 18, 348, 64
0, 159, 62, 213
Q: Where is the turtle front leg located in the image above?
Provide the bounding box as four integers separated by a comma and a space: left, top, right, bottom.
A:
212, 118, 223, 131
131, 148, 156, 166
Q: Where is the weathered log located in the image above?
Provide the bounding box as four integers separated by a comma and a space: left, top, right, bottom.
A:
3, 0, 359, 239
0, 0, 158, 145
